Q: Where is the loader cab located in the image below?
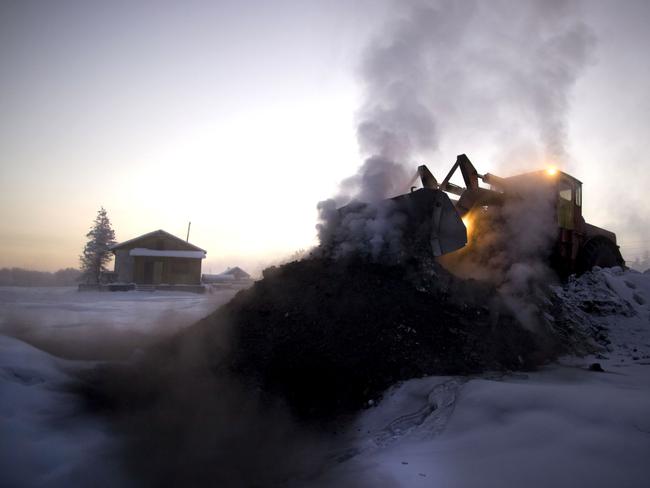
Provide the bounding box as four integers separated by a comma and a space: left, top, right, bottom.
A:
499, 168, 584, 231
546, 170, 586, 278
555, 173, 582, 231
504, 168, 586, 278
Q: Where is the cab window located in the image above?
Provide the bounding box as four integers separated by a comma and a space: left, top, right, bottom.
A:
557, 179, 574, 229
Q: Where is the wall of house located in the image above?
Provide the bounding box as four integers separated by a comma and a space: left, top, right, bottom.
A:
133, 257, 202, 285
113, 249, 134, 283
164, 257, 202, 284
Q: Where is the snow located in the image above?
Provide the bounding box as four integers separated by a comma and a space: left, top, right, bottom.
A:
307, 267, 650, 487
0, 286, 239, 362
2, 268, 650, 487
0, 335, 131, 487
128, 248, 205, 258
0, 285, 235, 331
313, 366, 650, 487
0, 286, 244, 487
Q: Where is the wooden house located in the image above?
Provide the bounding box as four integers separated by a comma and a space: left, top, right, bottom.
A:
110, 229, 206, 286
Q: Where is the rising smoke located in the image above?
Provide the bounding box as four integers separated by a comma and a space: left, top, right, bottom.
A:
354, 0, 595, 170
318, 0, 595, 302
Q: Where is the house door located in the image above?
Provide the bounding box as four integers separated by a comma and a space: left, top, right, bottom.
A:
153, 261, 163, 284
143, 261, 154, 284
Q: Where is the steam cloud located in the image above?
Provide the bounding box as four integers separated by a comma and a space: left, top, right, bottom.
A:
355, 0, 595, 170
318, 0, 596, 326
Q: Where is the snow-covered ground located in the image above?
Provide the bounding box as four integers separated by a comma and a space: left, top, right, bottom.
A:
311, 267, 650, 487
0, 286, 241, 360
0, 286, 239, 337
1, 270, 649, 487
0, 286, 244, 488
0, 335, 131, 487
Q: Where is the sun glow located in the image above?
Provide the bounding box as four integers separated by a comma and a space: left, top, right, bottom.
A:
546, 167, 558, 176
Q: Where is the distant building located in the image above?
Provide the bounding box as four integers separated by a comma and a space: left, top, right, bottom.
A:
202, 266, 251, 283
110, 229, 206, 286
221, 266, 251, 280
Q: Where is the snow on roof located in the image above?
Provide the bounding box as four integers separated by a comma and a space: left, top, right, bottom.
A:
110, 229, 206, 252
129, 248, 206, 259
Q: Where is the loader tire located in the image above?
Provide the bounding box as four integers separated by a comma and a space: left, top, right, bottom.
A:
576, 237, 624, 275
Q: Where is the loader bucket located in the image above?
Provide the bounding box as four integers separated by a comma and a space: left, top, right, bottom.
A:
390, 188, 467, 257
335, 188, 467, 259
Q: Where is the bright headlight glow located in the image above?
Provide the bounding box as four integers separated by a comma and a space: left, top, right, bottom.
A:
462, 213, 473, 238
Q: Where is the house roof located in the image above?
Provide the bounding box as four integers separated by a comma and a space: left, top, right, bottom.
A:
202, 266, 251, 282
110, 229, 206, 253
221, 266, 250, 279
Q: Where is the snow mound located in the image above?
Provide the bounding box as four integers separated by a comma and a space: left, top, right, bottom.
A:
550, 267, 650, 360
559, 266, 636, 317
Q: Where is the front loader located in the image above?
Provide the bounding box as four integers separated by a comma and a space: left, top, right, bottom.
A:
342, 154, 624, 279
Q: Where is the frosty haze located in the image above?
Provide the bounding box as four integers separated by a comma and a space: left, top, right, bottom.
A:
317, 0, 595, 262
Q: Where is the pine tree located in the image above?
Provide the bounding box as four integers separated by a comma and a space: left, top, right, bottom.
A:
80, 207, 116, 284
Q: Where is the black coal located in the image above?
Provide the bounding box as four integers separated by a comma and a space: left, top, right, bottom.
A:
72, 256, 562, 487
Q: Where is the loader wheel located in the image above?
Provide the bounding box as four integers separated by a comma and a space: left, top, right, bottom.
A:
576, 237, 624, 275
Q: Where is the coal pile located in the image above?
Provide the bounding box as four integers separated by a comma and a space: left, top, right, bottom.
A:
77, 257, 558, 424
191, 257, 544, 418
72, 256, 563, 486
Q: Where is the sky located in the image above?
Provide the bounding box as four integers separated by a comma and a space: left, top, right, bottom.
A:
1, 0, 649, 273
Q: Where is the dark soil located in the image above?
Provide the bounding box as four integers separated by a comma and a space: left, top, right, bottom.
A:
236, 259, 541, 415
71, 257, 559, 487
192, 257, 543, 418
77, 257, 551, 421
